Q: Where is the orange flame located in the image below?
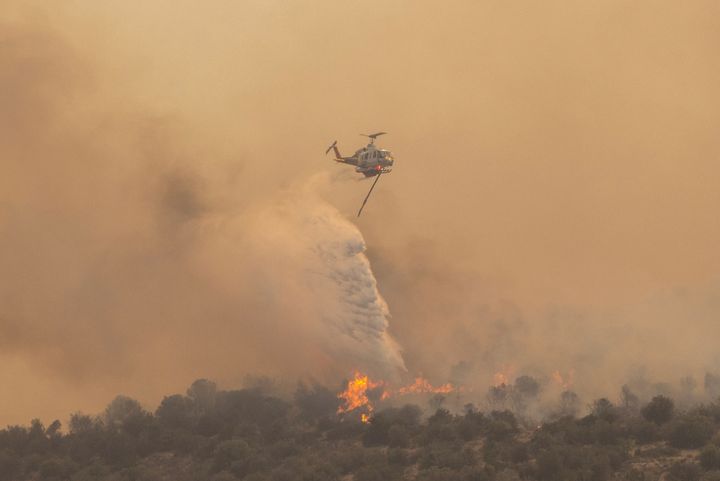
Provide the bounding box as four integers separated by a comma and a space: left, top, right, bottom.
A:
337, 372, 383, 423
337, 373, 459, 423
492, 365, 515, 387
493, 372, 509, 386
398, 376, 456, 395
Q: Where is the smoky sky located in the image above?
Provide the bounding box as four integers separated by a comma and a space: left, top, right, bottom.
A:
2, 1, 720, 424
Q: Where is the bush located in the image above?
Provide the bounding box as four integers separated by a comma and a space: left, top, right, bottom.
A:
355, 463, 403, 481
669, 416, 715, 449
701, 445, 720, 470
642, 396, 675, 425
38, 457, 77, 478
535, 449, 562, 481
416, 467, 458, 481
669, 461, 702, 481
629, 419, 660, 444
591, 398, 619, 423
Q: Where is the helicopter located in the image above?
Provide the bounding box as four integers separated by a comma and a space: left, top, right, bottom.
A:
325, 132, 395, 217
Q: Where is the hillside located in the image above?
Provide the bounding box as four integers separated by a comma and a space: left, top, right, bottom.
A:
2, 379, 720, 481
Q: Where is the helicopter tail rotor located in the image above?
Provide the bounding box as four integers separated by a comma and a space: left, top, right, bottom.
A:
325, 140, 337, 155
325, 140, 343, 159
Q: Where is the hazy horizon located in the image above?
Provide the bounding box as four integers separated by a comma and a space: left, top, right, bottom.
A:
1, 0, 719, 425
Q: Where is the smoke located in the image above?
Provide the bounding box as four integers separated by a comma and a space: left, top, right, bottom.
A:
0, 15, 405, 423
3, 1, 720, 423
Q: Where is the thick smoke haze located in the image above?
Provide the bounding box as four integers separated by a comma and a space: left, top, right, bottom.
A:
2, 1, 720, 423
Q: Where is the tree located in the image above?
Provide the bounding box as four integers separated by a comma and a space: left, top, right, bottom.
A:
104, 396, 144, 429
429, 394, 446, 411
591, 398, 618, 423
515, 376, 540, 399
294, 382, 340, 419
559, 391, 581, 417
156, 394, 194, 430
620, 385, 639, 410
641, 395, 675, 425
705, 373, 720, 399
187, 378, 218, 415
68, 413, 95, 434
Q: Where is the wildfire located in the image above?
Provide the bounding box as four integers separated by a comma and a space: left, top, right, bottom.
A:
492, 365, 516, 386
337, 373, 458, 423
552, 369, 575, 390
337, 372, 384, 423
398, 376, 456, 395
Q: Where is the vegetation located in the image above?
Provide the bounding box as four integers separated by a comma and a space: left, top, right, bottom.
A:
1, 379, 720, 480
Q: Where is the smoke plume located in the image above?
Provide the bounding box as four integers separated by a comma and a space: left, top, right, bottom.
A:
2, 0, 720, 423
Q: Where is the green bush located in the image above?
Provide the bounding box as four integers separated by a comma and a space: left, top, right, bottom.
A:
669, 416, 715, 449
642, 396, 675, 425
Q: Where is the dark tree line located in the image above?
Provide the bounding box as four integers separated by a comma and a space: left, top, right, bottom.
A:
1, 380, 720, 481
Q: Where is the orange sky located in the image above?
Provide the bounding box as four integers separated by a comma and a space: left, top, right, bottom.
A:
1, 1, 719, 424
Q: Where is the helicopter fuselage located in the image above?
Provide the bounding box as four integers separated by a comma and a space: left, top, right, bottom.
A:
324, 132, 393, 216
353, 145, 394, 176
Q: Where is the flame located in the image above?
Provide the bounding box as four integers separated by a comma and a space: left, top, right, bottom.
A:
337, 372, 459, 423
337, 371, 383, 423
492, 365, 516, 387
398, 376, 456, 394
493, 372, 509, 386
552, 369, 575, 390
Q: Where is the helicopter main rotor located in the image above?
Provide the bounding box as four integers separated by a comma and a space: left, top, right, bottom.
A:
360, 132, 387, 144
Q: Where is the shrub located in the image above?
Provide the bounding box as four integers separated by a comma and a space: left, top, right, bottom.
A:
669, 461, 702, 481
669, 416, 715, 449
701, 445, 720, 470
629, 419, 660, 444
642, 396, 675, 425
591, 398, 619, 423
